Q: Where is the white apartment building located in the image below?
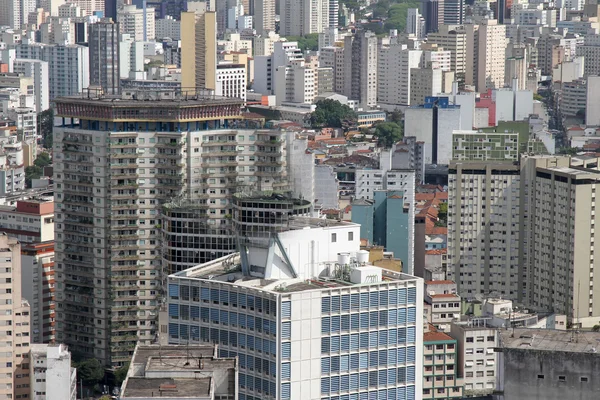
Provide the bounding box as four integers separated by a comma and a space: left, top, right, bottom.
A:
449, 321, 499, 396
15, 41, 89, 101
58, 2, 83, 17
118, 4, 155, 42
465, 20, 507, 92
279, 0, 329, 36
254, 41, 303, 96
29, 344, 77, 400
315, 164, 339, 209
12, 59, 50, 113
119, 33, 145, 80
155, 15, 180, 40
356, 169, 416, 203
0, 0, 34, 29
274, 62, 316, 105
166, 219, 424, 400
447, 162, 521, 299
254, 32, 281, 57
378, 44, 422, 107
427, 25, 467, 76
406, 8, 425, 39
254, 0, 275, 35
0, 234, 31, 400
40, 16, 76, 45
0, 141, 25, 195
410, 68, 443, 105
216, 63, 247, 103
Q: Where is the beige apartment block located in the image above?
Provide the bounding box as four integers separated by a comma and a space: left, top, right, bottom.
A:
0, 234, 31, 400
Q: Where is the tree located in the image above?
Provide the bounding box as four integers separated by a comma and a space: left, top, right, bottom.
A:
283, 34, 319, 52
25, 166, 42, 188
38, 108, 54, 149
34, 152, 51, 168
310, 99, 357, 129
114, 362, 130, 385
374, 122, 403, 148
437, 202, 448, 227
388, 109, 403, 124
592, 325, 600, 332
74, 358, 105, 387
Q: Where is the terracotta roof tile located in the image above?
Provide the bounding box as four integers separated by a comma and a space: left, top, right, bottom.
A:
425, 280, 454, 285
425, 249, 447, 255
424, 331, 454, 342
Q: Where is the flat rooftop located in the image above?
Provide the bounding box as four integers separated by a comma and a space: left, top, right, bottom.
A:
54, 94, 242, 108
500, 328, 600, 354
123, 377, 211, 398
131, 345, 215, 366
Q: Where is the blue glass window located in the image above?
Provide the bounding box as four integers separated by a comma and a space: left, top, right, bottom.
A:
369, 331, 378, 347
398, 288, 407, 305
350, 373, 359, 390
341, 375, 350, 392
406, 366, 415, 383
351, 313, 359, 330
331, 376, 340, 393
398, 327, 406, 343
389, 289, 398, 305
369, 311, 378, 327
282, 342, 291, 359
220, 310, 228, 325
359, 372, 368, 389
407, 307, 416, 324
322, 297, 331, 313
369, 351, 378, 367
350, 333, 359, 350
341, 315, 350, 331
200, 307, 209, 321
406, 385, 415, 400
341, 354, 349, 372
168, 323, 178, 337
229, 291, 238, 306
378, 370, 387, 386
190, 306, 200, 321
397, 386, 406, 400
387, 348, 397, 365
407, 346, 416, 362
407, 326, 416, 343
369, 292, 379, 307
239, 333, 246, 348
282, 301, 292, 318
350, 353, 359, 369
239, 293, 247, 307
281, 383, 291, 399
210, 309, 219, 323
359, 332, 368, 349
332, 296, 340, 312
388, 309, 397, 325
378, 349, 387, 365
341, 334, 350, 351
247, 335, 255, 350
388, 328, 397, 345
359, 352, 368, 369
229, 331, 237, 346
247, 316, 255, 331
321, 377, 330, 394
322, 337, 331, 353
397, 367, 406, 383
398, 308, 407, 324
239, 314, 247, 328
379, 330, 388, 346
360, 293, 369, 309
210, 289, 219, 303
397, 347, 406, 363
331, 356, 340, 372
351, 293, 360, 310
332, 316, 341, 332
407, 287, 416, 304
282, 362, 291, 379
168, 303, 179, 317
321, 358, 331, 373
220, 290, 228, 304
168, 284, 179, 298
379, 310, 388, 326
331, 336, 340, 352
341, 295, 351, 311
247, 295, 255, 309
360, 313, 369, 329
369, 370, 377, 387
281, 322, 291, 339
230, 312, 238, 326
379, 290, 388, 306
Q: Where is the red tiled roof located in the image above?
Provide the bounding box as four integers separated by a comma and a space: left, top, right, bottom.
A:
424, 331, 454, 342
425, 249, 447, 255
426, 226, 447, 236
355, 149, 373, 153
322, 138, 347, 145
568, 126, 584, 131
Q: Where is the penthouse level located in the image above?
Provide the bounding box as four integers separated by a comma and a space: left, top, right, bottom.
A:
54, 88, 245, 124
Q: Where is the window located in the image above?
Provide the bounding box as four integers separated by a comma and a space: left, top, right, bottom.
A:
331, 233, 337, 243
487, 336, 495, 342
558, 376, 566, 382
538, 375, 544, 379
581, 377, 589, 382
466, 337, 474, 343
348, 232, 354, 241
487, 371, 494, 377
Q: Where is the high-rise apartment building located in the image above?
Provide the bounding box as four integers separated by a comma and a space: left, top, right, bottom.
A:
279, 0, 330, 36
329, 0, 339, 28
0, 198, 56, 344
443, 0, 464, 24
15, 41, 89, 100
89, 20, 120, 94
254, 0, 275, 36
52, 88, 267, 365
274, 62, 316, 105
378, 44, 422, 107
12, 59, 50, 113
520, 155, 600, 326
0, 0, 34, 29
343, 30, 377, 108
0, 234, 31, 400
166, 219, 424, 400
422, 0, 444, 33
465, 20, 507, 92
406, 8, 425, 39
118, 4, 155, 41
181, 10, 217, 91
447, 161, 521, 298
427, 25, 467, 77
29, 344, 77, 400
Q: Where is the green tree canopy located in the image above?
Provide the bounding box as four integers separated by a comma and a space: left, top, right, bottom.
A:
374, 122, 403, 148
114, 362, 130, 385
310, 99, 357, 129
38, 108, 53, 149
25, 166, 42, 188
388, 109, 403, 124
74, 358, 105, 386
282, 33, 319, 52
34, 152, 51, 168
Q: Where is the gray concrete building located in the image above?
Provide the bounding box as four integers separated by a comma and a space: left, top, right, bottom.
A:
496, 328, 600, 400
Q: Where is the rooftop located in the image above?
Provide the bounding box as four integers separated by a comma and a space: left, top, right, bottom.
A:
500, 329, 600, 354
123, 377, 211, 398
424, 331, 454, 342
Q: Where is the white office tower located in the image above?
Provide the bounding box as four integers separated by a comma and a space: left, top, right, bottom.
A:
329, 0, 339, 28
377, 44, 422, 107
406, 8, 425, 39
343, 30, 378, 108
29, 344, 77, 400
167, 219, 424, 400
118, 4, 155, 41
216, 62, 247, 103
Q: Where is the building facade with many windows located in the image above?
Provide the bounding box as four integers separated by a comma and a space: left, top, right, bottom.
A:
166, 219, 424, 400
